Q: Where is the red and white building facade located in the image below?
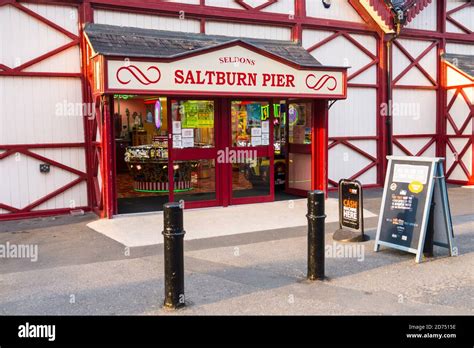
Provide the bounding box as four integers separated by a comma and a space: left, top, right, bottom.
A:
0, 0, 473, 220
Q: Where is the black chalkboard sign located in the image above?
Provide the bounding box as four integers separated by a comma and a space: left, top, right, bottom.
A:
374, 156, 455, 263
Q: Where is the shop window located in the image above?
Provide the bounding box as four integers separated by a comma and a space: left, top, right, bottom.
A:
171, 100, 215, 149
232, 157, 271, 198
173, 159, 216, 202
288, 102, 312, 145
115, 95, 170, 214
231, 101, 271, 147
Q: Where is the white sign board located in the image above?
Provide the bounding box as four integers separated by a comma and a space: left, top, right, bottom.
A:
107, 44, 346, 98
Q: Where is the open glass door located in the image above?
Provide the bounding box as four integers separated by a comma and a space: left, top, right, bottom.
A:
169, 98, 219, 209
229, 100, 274, 205
286, 101, 313, 196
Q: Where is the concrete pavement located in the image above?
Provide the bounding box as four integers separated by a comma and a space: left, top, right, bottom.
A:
0, 186, 472, 315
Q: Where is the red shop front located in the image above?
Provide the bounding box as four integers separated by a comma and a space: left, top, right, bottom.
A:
84, 24, 347, 218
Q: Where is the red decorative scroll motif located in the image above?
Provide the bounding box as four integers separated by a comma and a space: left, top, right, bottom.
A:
116, 65, 161, 85
305, 74, 338, 91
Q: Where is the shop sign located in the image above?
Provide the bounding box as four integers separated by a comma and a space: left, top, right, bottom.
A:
333, 179, 368, 243
107, 44, 346, 98
339, 180, 363, 231
374, 156, 456, 263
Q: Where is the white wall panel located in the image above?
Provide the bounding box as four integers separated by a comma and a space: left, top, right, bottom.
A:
405, 0, 437, 31
261, 0, 295, 14
329, 144, 372, 183
445, 42, 474, 55
205, 21, 291, 40
308, 36, 369, 76
392, 89, 437, 135
22, 3, 79, 35
0, 5, 71, 68
306, 0, 364, 23
329, 88, 377, 137
393, 39, 437, 86
446, 140, 472, 181
302, 30, 335, 49
94, 9, 201, 33
0, 152, 86, 210
449, 2, 474, 32
23, 46, 80, 73
32, 181, 88, 211
0, 77, 84, 145
448, 91, 471, 134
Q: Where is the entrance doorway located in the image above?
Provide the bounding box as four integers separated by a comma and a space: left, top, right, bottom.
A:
114, 97, 280, 213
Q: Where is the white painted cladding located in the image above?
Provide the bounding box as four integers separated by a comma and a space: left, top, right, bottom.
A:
0, 3, 86, 214
0, 149, 87, 211
205, 0, 295, 14
392, 89, 437, 135
405, 0, 438, 31
205, 21, 292, 41
0, 4, 72, 68
306, 0, 364, 23
94, 9, 201, 33
446, 0, 474, 33
0, 77, 84, 145
303, 28, 378, 185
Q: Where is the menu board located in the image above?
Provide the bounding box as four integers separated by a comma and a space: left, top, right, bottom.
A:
374, 156, 455, 263
378, 160, 432, 250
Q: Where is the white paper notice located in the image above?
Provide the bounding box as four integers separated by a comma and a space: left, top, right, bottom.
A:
251, 128, 262, 137
262, 139, 269, 146
182, 137, 194, 148
172, 121, 181, 134
181, 129, 194, 138
262, 133, 270, 140
251, 137, 262, 146
261, 121, 269, 134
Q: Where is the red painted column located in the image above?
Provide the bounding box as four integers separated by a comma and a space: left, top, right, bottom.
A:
312, 99, 328, 194
79, 0, 94, 212
103, 95, 115, 219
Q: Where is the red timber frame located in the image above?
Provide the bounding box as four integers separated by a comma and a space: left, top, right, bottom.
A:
399, 0, 474, 185
442, 61, 474, 185
0, 0, 91, 220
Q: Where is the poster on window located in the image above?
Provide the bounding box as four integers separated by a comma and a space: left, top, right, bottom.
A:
246, 103, 262, 128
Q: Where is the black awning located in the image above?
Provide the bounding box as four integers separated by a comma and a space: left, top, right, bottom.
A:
444, 53, 474, 78
84, 23, 323, 69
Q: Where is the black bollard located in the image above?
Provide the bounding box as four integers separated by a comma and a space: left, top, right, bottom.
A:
162, 202, 186, 309
307, 190, 326, 281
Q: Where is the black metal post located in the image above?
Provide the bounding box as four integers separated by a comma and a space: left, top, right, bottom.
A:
162, 202, 185, 309
307, 190, 326, 281
423, 201, 436, 257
